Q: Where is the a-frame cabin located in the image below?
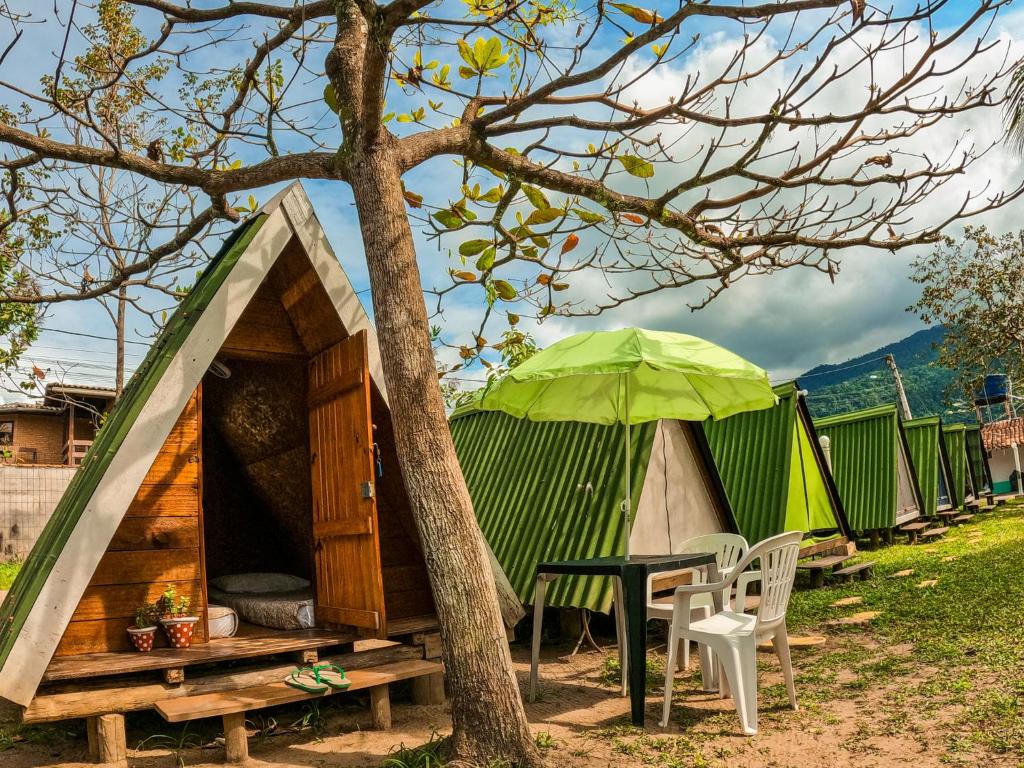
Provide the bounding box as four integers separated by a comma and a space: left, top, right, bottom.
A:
0, 185, 457, 743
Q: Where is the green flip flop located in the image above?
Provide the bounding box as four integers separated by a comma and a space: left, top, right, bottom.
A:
312, 662, 352, 690
283, 666, 329, 693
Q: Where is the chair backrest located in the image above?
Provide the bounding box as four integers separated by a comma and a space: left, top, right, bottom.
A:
645, 533, 748, 607
677, 533, 748, 573
733, 531, 803, 629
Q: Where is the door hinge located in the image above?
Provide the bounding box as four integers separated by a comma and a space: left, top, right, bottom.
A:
360, 481, 375, 499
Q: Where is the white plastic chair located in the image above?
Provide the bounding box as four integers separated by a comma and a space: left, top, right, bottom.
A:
659, 531, 803, 734
647, 533, 750, 672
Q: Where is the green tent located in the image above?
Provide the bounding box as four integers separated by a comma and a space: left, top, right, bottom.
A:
965, 424, 993, 494
903, 416, 956, 516
450, 406, 738, 612
814, 405, 924, 532
942, 423, 976, 508
703, 382, 850, 545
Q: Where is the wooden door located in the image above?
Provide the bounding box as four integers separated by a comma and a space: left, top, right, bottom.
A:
308, 330, 386, 635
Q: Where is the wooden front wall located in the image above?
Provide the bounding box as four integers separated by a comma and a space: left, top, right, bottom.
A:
55, 389, 207, 656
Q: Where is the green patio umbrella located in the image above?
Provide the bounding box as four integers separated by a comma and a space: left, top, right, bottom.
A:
477, 327, 777, 559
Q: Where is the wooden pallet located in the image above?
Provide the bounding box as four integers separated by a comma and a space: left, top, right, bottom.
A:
157, 659, 442, 763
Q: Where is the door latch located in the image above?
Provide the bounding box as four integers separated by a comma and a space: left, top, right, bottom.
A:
360, 481, 375, 499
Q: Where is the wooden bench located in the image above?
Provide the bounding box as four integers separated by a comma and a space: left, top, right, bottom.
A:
797, 554, 850, 588
156, 659, 443, 763
899, 521, 930, 544
832, 561, 876, 583
918, 526, 949, 542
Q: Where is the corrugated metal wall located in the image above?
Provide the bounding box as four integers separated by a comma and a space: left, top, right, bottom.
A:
904, 417, 941, 516
814, 406, 898, 531
451, 409, 655, 611
943, 425, 969, 507
965, 425, 992, 493
703, 386, 795, 543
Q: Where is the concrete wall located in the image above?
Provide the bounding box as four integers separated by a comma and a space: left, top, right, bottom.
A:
0, 465, 76, 560
989, 446, 1021, 493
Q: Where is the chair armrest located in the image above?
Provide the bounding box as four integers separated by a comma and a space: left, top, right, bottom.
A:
734, 569, 762, 613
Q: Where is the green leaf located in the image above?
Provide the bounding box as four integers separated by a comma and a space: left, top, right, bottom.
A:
458, 66, 478, 80
459, 239, 491, 256
434, 210, 463, 229
323, 83, 339, 113
475, 245, 497, 271
522, 185, 550, 210
479, 185, 504, 203
525, 208, 561, 226
494, 280, 517, 301
573, 208, 606, 224
397, 113, 414, 123
247, 195, 257, 211
617, 154, 655, 178
457, 38, 477, 69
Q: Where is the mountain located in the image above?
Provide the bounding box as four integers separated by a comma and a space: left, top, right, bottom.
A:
798, 326, 973, 423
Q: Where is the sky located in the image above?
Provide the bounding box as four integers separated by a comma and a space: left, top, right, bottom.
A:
2, 0, 1023, 402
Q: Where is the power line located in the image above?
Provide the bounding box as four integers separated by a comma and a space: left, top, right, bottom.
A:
795, 356, 887, 380
36, 326, 153, 347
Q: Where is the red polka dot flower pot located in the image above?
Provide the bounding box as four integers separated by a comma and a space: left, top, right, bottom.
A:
127, 625, 158, 653
159, 616, 200, 649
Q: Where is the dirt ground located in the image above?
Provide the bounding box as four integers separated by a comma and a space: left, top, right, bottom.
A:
0, 635, 1009, 768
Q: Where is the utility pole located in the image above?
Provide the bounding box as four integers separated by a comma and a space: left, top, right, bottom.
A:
885, 354, 913, 420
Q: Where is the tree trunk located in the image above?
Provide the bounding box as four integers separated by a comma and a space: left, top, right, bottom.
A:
348, 135, 543, 768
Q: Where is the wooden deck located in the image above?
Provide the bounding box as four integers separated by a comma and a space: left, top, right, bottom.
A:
42, 626, 358, 683
42, 615, 440, 684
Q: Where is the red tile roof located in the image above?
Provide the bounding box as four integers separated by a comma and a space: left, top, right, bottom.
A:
981, 417, 1024, 450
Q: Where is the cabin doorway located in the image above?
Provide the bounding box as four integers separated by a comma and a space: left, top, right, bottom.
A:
200, 357, 319, 635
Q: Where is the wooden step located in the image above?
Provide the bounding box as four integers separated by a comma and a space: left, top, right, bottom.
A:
832, 561, 876, 583
900, 521, 929, 532
797, 554, 850, 588
952, 514, 974, 525
899, 521, 930, 543
156, 659, 443, 723
918, 527, 949, 541
797, 554, 850, 570
936, 511, 959, 520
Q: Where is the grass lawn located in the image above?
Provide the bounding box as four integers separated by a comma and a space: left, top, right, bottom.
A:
0, 561, 20, 591
1, 504, 1023, 767
587, 500, 1024, 766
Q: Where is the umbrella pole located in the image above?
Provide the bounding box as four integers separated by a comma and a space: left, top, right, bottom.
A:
623, 377, 631, 561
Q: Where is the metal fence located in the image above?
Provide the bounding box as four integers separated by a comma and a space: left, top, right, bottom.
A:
0, 466, 76, 560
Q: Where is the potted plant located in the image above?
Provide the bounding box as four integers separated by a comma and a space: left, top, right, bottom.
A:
157, 585, 199, 649
127, 602, 160, 652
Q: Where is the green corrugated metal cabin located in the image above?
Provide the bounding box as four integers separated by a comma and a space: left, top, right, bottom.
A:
942, 423, 976, 508
903, 416, 955, 517
814, 405, 924, 532
450, 407, 739, 612
965, 424, 993, 495
703, 382, 850, 547
0, 185, 454, 715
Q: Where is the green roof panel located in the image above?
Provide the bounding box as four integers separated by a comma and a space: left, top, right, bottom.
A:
704, 382, 847, 543
450, 409, 656, 612
0, 215, 268, 670
814, 405, 908, 531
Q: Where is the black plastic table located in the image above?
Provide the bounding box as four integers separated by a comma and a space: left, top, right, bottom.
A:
528, 553, 718, 727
